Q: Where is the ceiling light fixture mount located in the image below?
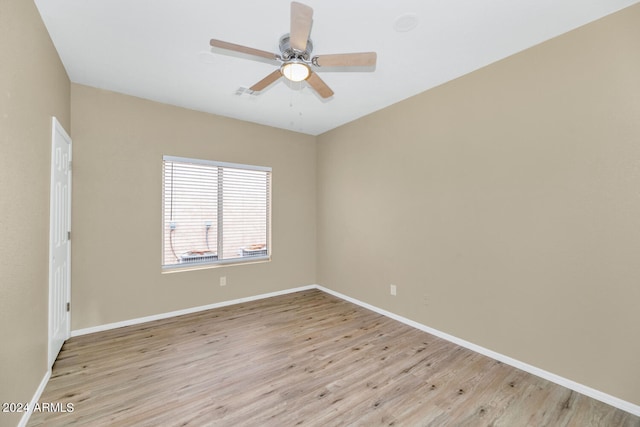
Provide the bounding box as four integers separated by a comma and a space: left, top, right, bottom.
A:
393, 13, 419, 32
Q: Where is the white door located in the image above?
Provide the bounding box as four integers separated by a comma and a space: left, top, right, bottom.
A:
49, 117, 72, 368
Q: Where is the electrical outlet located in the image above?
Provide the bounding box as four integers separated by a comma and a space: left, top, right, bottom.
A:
220, 276, 226, 286
390, 284, 397, 296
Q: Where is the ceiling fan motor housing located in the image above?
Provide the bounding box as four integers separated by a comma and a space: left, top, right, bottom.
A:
279, 34, 313, 61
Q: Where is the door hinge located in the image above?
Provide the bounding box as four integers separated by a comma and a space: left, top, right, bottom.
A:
68, 160, 72, 171
68, 231, 71, 241
66, 302, 70, 312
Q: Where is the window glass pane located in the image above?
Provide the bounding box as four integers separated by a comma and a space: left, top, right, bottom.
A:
221, 167, 269, 260
162, 157, 270, 269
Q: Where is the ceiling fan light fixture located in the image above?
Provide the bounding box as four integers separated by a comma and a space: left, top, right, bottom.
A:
281, 61, 310, 82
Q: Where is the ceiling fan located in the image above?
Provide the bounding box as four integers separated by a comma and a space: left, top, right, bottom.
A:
210, 1, 377, 99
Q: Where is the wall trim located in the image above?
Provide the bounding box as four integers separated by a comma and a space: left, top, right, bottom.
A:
70, 285, 316, 337
68, 283, 638, 416
18, 369, 51, 427
315, 285, 640, 417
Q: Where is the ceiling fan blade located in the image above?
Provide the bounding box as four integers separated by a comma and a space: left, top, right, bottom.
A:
314, 52, 377, 68
250, 70, 283, 92
306, 72, 334, 99
210, 39, 278, 61
290, 2, 313, 52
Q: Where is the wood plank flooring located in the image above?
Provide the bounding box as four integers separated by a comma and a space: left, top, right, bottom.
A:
29, 289, 639, 426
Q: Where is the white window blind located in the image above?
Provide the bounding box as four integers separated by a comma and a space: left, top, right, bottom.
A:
162, 156, 271, 269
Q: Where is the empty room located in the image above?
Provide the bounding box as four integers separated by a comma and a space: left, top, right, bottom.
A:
1, 0, 639, 426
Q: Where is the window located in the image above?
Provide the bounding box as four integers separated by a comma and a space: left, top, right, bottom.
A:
162, 156, 271, 269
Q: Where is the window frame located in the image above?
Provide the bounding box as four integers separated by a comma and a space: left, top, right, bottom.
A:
161, 155, 272, 272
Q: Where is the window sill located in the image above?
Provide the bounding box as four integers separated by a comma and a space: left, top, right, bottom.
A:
161, 256, 271, 274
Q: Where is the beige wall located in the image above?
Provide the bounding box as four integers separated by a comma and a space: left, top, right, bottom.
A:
317, 4, 640, 406
2, 1, 638, 422
70, 85, 316, 330
0, 0, 70, 426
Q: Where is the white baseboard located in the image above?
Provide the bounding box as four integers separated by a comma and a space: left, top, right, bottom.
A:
315, 285, 640, 417
71, 285, 316, 337
18, 369, 51, 427
67, 283, 638, 417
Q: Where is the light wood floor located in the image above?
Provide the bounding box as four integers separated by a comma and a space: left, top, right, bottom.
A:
30, 289, 639, 427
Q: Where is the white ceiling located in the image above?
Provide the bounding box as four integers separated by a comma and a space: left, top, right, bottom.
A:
35, 0, 638, 136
